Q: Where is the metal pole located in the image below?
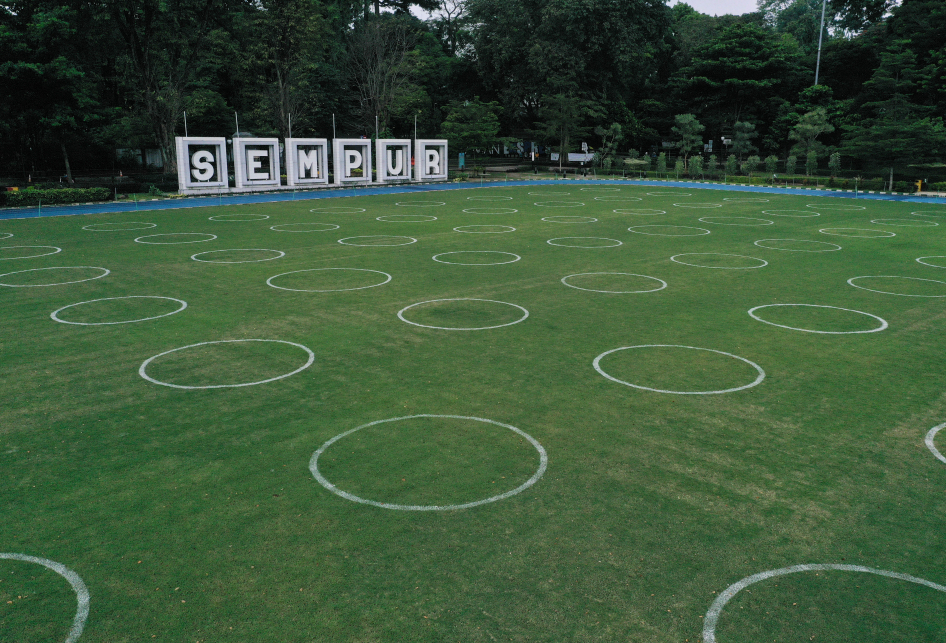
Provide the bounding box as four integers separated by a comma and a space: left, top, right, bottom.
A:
184, 111, 188, 137
814, 0, 827, 85
375, 114, 379, 141
332, 114, 336, 140
289, 113, 292, 139
235, 112, 239, 136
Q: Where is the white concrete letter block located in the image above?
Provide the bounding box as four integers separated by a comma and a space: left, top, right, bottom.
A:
191, 151, 215, 181
345, 150, 363, 177
426, 149, 440, 175
299, 149, 320, 178
247, 149, 269, 180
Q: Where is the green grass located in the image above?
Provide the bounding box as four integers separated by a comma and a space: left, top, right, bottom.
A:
1, 184, 946, 642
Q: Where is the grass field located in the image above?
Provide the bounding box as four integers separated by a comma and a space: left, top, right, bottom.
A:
1, 183, 945, 642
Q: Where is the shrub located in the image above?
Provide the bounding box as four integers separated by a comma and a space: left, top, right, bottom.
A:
674, 158, 685, 176
742, 155, 761, 175
805, 151, 818, 176
656, 152, 667, 174
4, 188, 111, 207
690, 155, 704, 177
765, 155, 778, 173
828, 152, 841, 176
725, 154, 738, 176
785, 155, 797, 175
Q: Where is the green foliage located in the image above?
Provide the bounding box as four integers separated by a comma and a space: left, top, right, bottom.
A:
3, 188, 110, 207
706, 154, 719, 175
690, 155, 704, 177
725, 153, 739, 176
671, 113, 704, 166
786, 155, 798, 174
828, 152, 841, 175
742, 155, 761, 175
674, 157, 685, 176
656, 152, 667, 174
765, 155, 779, 173
533, 93, 604, 168
806, 150, 818, 175
439, 97, 502, 153
789, 108, 835, 156
732, 121, 758, 159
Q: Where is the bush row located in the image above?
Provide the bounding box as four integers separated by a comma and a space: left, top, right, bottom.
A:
1, 187, 112, 207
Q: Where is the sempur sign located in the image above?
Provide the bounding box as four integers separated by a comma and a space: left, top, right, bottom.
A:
175, 136, 448, 195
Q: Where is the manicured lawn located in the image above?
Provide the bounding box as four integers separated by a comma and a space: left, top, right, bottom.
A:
2, 183, 945, 642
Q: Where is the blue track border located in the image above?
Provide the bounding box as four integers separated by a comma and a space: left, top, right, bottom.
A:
2, 179, 943, 221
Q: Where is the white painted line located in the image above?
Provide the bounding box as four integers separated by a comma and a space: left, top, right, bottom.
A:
723, 197, 769, 202
462, 207, 519, 214
397, 298, 529, 330
534, 201, 585, 207
761, 209, 820, 217
547, 237, 622, 248
820, 228, 895, 238
395, 201, 444, 207
267, 268, 391, 292
870, 218, 938, 227
191, 249, 284, 263
807, 203, 865, 210
671, 253, 767, 269
0, 266, 110, 287
614, 209, 665, 215
911, 211, 946, 217
309, 414, 547, 511
580, 187, 620, 191
0, 246, 62, 260
135, 233, 217, 244
467, 196, 513, 201
926, 423, 946, 464
593, 196, 641, 201
561, 272, 666, 293
748, 304, 887, 334
270, 223, 338, 232
0, 232, 13, 239
376, 215, 437, 222
917, 256, 946, 269
208, 213, 269, 221
629, 225, 711, 237
337, 235, 417, 246
82, 222, 156, 231
673, 203, 722, 208
754, 239, 841, 252
698, 217, 774, 226
51, 296, 187, 325
847, 275, 946, 297
542, 216, 597, 223
646, 191, 691, 196
309, 207, 365, 213
139, 339, 315, 389
703, 564, 946, 643
528, 191, 570, 196
432, 251, 521, 265
454, 225, 516, 234
593, 345, 765, 395
0, 553, 89, 643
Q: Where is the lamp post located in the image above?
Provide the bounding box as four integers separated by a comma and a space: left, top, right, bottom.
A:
814, 0, 828, 85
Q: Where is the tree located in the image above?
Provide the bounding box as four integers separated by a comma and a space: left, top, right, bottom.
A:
439, 97, 501, 153
671, 113, 704, 169
725, 153, 738, 176
828, 151, 841, 175
742, 155, 760, 175
805, 150, 818, 175
765, 155, 778, 173
656, 152, 667, 175
786, 154, 797, 174
789, 108, 834, 156
706, 154, 718, 176
690, 154, 704, 177
533, 92, 603, 170
593, 122, 623, 169
674, 157, 684, 177
732, 121, 758, 160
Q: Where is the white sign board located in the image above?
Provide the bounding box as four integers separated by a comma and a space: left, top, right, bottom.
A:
333, 139, 372, 184
285, 138, 329, 186
175, 137, 228, 191
415, 139, 448, 181
233, 138, 281, 188
375, 139, 412, 183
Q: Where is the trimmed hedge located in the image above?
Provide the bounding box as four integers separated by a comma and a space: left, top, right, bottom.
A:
2, 187, 112, 207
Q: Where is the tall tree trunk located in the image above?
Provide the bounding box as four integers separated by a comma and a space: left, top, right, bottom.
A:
61, 140, 74, 184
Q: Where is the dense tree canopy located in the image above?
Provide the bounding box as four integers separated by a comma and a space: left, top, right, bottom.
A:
1, 0, 944, 181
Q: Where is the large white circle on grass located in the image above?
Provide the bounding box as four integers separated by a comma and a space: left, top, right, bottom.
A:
871, 218, 938, 227
561, 273, 666, 293
534, 201, 585, 207
0, 246, 62, 260
926, 423, 946, 464
580, 186, 620, 191
754, 239, 841, 252
807, 203, 865, 210
723, 197, 769, 202
0, 552, 89, 643
266, 268, 392, 292
208, 213, 269, 221
614, 209, 665, 215
191, 249, 284, 263
462, 207, 519, 214
395, 201, 444, 207
0, 266, 109, 287
397, 298, 529, 330
847, 276, 946, 297
820, 228, 895, 238
647, 191, 691, 196
135, 233, 216, 244
528, 191, 570, 196
594, 196, 641, 201
629, 225, 711, 237
699, 217, 773, 226
671, 253, 767, 269
270, 223, 338, 232
309, 414, 547, 511
917, 256, 946, 268
542, 216, 597, 223
912, 211, 946, 218
702, 564, 946, 643
454, 225, 516, 234
139, 339, 315, 389
762, 209, 820, 217
309, 207, 365, 213
748, 304, 887, 334
0, 232, 13, 239
51, 296, 187, 325
338, 235, 416, 246
467, 196, 513, 201
432, 251, 521, 265
674, 202, 722, 208
593, 345, 765, 395
82, 221, 155, 231
547, 237, 622, 248
376, 215, 437, 222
